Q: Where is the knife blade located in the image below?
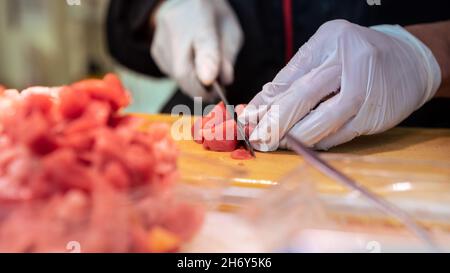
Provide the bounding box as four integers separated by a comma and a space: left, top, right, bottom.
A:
285, 134, 439, 252
210, 81, 256, 157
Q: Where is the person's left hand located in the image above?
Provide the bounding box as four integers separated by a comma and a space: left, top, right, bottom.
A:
239, 20, 441, 151
151, 0, 243, 101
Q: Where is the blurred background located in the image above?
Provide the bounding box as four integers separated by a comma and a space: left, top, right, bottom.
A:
0, 0, 175, 113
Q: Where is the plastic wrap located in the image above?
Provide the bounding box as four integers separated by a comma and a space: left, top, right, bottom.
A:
186, 155, 450, 253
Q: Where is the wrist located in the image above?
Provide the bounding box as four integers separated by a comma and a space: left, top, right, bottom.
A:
371, 24, 442, 104
405, 21, 450, 98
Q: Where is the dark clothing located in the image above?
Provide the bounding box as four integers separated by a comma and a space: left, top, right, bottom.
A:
107, 0, 450, 127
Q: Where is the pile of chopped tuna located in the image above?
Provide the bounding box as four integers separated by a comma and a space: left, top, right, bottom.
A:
0, 74, 204, 253
191, 102, 254, 160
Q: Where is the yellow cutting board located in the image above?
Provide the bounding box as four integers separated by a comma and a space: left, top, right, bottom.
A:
138, 114, 450, 188
137, 114, 450, 230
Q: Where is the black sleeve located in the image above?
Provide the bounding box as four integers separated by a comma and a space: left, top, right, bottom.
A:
106, 0, 165, 77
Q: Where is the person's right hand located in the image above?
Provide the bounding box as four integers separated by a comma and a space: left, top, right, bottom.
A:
239, 20, 441, 152
151, 0, 243, 101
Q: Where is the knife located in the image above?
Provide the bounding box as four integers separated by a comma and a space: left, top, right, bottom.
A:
285, 134, 439, 251
209, 81, 256, 157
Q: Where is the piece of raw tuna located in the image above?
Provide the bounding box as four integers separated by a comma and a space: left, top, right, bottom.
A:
191, 102, 255, 159
0, 74, 204, 253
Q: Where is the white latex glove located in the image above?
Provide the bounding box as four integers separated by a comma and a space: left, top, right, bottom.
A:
151, 0, 243, 101
240, 20, 441, 151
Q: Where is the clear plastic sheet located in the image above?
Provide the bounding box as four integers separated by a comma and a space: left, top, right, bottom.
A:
2, 147, 449, 252
186, 155, 450, 253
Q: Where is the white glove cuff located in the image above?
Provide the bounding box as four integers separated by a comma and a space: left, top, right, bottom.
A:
371, 24, 442, 106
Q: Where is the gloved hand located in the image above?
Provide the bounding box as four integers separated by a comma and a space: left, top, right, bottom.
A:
151, 0, 243, 101
240, 20, 441, 151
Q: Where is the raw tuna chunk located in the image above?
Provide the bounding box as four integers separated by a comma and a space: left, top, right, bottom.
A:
191, 102, 254, 159
230, 148, 253, 160
0, 74, 204, 252
202, 119, 238, 152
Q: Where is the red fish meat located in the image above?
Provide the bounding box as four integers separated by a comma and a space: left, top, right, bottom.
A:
0, 74, 204, 253
191, 103, 255, 159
